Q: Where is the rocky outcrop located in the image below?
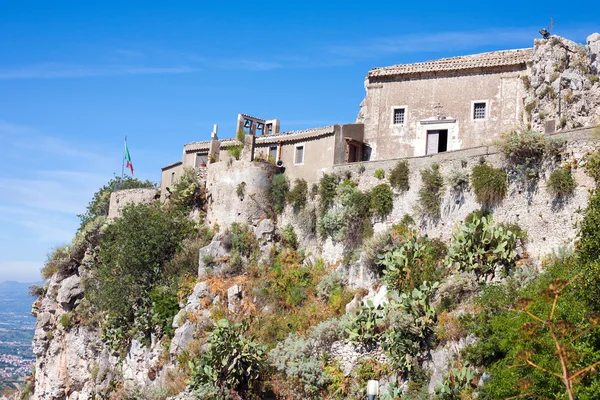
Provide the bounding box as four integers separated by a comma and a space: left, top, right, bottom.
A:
528, 34, 600, 132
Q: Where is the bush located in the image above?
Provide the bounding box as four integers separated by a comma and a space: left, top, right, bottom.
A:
287, 178, 308, 211
149, 285, 179, 337
41, 245, 72, 279
271, 173, 290, 213
77, 175, 155, 230
374, 169, 385, 179
448, 169, 469, 193
59, 312, 74, 330
369, 184, 394, 218
189, 319, 266, 397
471, 162, 507, 206
169, 167, 205, 212
584, 149, 600, 185
228, 145, 243, 160
547, 166, 576, 198
280, 224, 299, 249
319, 181, 372, 244
318, 173, 339, 216
269, 332, 332, 398
418, 163, 444, 218
496, 130, 565, 180
88, 203, 194, 341
389, 160, 410, 191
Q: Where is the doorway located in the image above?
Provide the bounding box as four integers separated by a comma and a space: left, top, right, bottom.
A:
426, 129, 448, 155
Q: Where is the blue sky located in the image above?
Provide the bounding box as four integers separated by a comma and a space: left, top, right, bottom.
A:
0, 1, 597, 282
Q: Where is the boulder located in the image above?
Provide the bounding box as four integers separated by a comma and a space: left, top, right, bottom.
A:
56, 275, 83, 310
227, 285, 243, 312
198, 237, 228, 277
254, 218, 275, 241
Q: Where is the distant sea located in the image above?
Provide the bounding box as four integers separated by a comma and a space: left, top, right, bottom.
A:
0, 281, 38, 390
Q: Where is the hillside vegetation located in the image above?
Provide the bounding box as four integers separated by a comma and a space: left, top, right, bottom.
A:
25, 134, 600, 400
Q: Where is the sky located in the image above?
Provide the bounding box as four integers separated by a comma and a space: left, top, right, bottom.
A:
0, 0, 597, 282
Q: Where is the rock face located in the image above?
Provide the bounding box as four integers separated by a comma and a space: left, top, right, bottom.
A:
528, 34, 600, 133
31, 271, 120, 400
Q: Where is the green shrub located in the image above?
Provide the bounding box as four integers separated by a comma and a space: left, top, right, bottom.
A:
269, 332, 332, 398
88, 203, 194, 341
271, 173, 290, 213
169, 167, 205, 212
547, 166, 576, 197
448, 169, 469, 193
369, 184, 394, 218
77, 175, 155, 230
41, 245, 72, 279
584, 150, 600, 185
389, 160, 410, 191
418, 163, 444, 218
280, 224, 298, 250
236, 129, 246, 142
318, 173, 339, 216
59, 312, 74, 330
446, 214, 521, 277
228, 145, 243, 160
471, 162, 508, 206
496, 130, 565, 181
287, 178, 308, 210
319, 181, 372, 244
149, 285, 179, 337
374, 169, 385, 179
188, 319, 266, 397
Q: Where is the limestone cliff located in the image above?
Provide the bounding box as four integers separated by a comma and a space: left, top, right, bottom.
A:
527, 33, 600, 132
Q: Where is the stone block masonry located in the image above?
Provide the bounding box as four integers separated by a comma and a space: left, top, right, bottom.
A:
107, 188, 159, 219
205, 160, 280, 228
332, 126, 599, 260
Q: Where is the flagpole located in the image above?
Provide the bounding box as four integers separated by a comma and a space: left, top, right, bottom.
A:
121, 136, 126, 188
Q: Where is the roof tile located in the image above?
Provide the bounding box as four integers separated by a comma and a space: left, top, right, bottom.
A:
369, 48, 533, 78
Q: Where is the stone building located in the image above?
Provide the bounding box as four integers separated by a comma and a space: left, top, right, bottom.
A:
160, 113, 365, 195
356, 48, 533, 160
160, 33, 600, 195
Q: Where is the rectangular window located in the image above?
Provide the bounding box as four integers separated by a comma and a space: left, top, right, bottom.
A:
473, 102, 486, 120
295, 145, 304, 165
393, 108, 405, 125
269, 146, 277, 161
196, 153, 208, 167
170, 172, 175, 185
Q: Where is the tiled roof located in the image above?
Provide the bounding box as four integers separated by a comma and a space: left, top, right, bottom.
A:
182, 126, 337, 151
240, 113, 266, 121
184, 140, 211, 152
255, 126, 336, 144
369, 48, 533, 79
161, 160, 182, 170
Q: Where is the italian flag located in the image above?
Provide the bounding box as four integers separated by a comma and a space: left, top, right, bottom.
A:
124, 140, 134, 176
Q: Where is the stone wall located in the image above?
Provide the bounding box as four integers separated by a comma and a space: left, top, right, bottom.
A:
205, 160, 280, 227
332, 126, 599, 260
107, 188, 159, 219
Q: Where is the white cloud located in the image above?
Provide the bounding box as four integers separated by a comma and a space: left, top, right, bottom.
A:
0, 63, 198, 80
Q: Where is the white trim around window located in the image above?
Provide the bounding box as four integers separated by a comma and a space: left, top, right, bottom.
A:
471, 100, 489, 121
391, 106, 408, 126
294, 143, 305, 166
